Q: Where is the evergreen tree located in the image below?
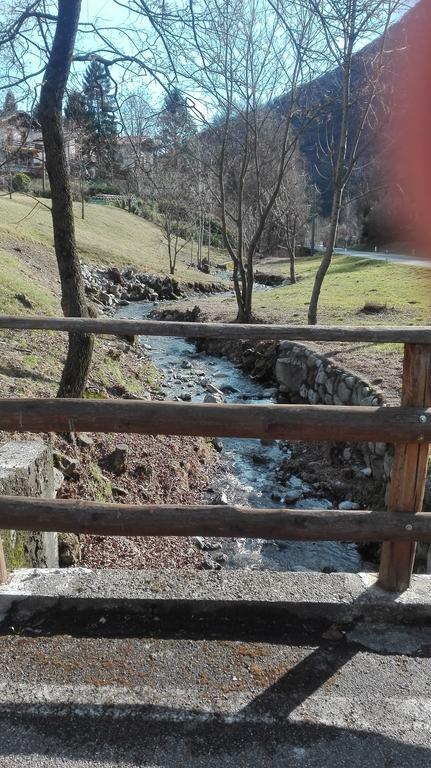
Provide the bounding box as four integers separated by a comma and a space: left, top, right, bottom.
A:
82, 61, 118, 179
158, 88, 195, 155
2, 90, 17, 115
64, 90, 88, 125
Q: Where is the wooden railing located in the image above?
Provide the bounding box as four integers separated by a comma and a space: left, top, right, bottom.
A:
0, 316, 430, 593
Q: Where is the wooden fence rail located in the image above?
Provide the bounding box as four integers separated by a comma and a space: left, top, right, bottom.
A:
1, 315, 431, 343
0, 317, 430, 593
0, 497, 431, 541
0, 398, 430, 443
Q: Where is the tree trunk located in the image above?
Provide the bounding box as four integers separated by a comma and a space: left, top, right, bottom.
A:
244, 248, 254, 321
289, 236, 296, 284
232, 260, 246, 322
38, 0, 93, 398
307, 186, 343, 325
234, 250, 253, 323
308, 31, 353, 326
167, 231, 175, 274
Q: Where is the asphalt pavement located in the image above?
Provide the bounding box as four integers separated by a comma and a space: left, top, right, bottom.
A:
0, 607, 430, 766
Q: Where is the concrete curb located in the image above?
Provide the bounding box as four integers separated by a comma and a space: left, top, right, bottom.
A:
1, 568, 431, 627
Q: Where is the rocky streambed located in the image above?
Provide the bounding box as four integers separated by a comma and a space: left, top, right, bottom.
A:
117, 300, 363, 574
81, 264, 226, 310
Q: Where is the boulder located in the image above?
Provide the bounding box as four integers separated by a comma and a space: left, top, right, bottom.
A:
102, 444, 128, 474
53, 453, 80, 480
58, 532, 81, 567
204, 393, 222, 404
205, 383, 225, 398
77, 434, 95, 449
284, 489, 303, 504
213, 491, 229, 505
338, 500, 360, 510
107, 267, 123, 285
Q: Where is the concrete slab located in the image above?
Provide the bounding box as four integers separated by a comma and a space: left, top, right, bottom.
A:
0, 441, 58, 568
0, 605, 430, 767
2, 568, 431, 626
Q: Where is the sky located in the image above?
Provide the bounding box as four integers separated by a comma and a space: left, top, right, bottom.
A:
3, 0, 420, 117
82, 1, 125, 24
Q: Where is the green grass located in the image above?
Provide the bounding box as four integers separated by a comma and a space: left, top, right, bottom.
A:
1, 529, 27, 569
0, 248, 59, 315
91, 351, 160, 394
0, 233, 162, 401
88, 462, 112, 502
252, 255, 431, 326
0, 194, 225, 282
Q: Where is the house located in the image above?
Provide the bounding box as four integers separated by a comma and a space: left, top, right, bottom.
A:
0, 111, 44, 175
0, 110, 78, 178
116, 136, 156, 174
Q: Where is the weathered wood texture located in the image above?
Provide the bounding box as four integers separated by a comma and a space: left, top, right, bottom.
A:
0, 399, 430, 443
379, 344, 431, 592
0, 539, 7, 585
1, 316, 431, 344
0, 497, 431, 540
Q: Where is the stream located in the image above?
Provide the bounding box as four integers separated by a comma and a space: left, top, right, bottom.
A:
117, 299, 362, 574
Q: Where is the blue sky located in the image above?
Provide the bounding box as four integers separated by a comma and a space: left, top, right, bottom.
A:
82, 1, 129, 27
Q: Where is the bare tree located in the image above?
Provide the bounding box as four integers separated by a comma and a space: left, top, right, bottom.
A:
306, 0, 404, 324
273, 150, 310, 284
155, 162, 195, 275
38, 0, 95, 397
0, 0, 173, 394
118, 89, 157, 197
0, 0, 94, 397
171, 0, 318, 321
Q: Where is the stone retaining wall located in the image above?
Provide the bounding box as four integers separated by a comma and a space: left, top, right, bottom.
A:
194, 333, 392, 492
0, 441, 59, 569
275, 341, 385, 407
274, 341, 391, 487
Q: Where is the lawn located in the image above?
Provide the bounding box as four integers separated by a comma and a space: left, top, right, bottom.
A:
251, 254, 431, 327
0, 199, 165, 401
0, 194, 225, 282
0, 248, 59, 315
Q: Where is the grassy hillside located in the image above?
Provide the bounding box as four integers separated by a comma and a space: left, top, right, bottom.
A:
0, 197, 167, 400
0, 194, 224, 281
0, 248, 59, 315
253, 254, 431, 325
0, 197, 215, 573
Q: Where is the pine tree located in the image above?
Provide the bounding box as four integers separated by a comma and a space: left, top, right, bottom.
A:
82, 61, 118, 179
158, 88, 195, 155
2, 90, 17, 115
64, 90, 88, 125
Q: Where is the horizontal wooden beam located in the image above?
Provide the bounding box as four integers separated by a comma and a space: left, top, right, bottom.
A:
0, 497, 430, 540
1, 315, 431, 344
0, 398, 430, 443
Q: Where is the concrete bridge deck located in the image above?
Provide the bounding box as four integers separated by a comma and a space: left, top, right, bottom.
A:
0, 569, 430, 767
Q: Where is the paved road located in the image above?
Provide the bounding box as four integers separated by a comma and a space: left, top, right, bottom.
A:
333, 246, 431, 268
0, 611, 430, 766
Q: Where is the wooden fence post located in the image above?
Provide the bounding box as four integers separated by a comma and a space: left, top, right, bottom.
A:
0, 537, 8, 585
379, 343, 431, 592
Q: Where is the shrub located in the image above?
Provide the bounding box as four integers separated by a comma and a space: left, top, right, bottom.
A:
88, 180, 121, 196
12, 172, 31, 193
